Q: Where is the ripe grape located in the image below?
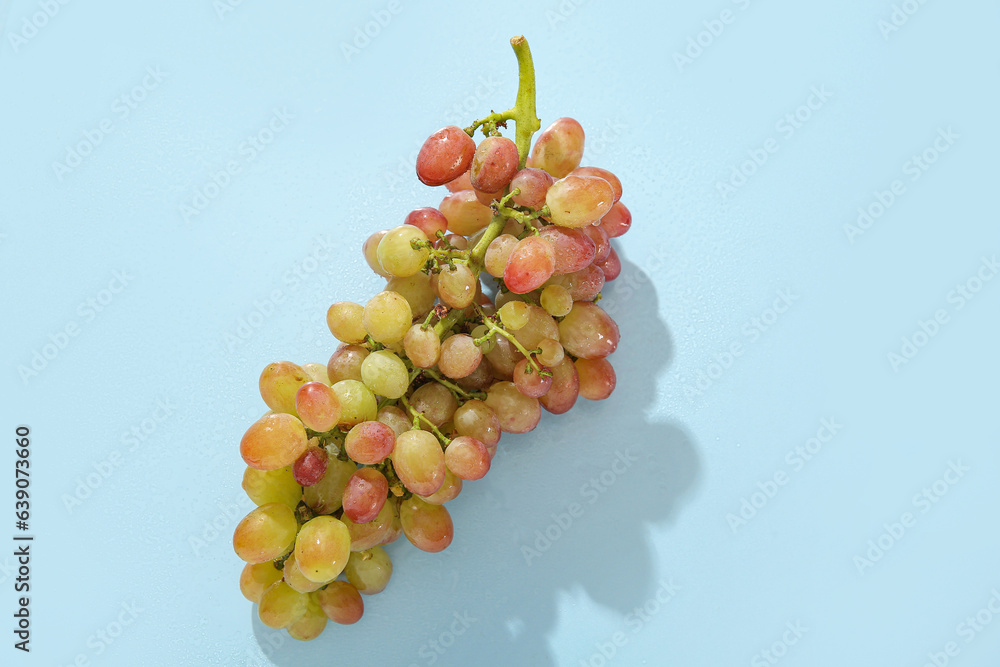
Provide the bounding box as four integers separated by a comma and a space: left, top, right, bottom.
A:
527, 117, 585, 178
596, 245, 621, 280
259, 361, 311, 415
405, 207, 449, 240
287, 597, 328, 641
512, 358, 552, 398
417, 468, 463, 504
440, 190, 493, 236
343, 501, 395, 551
283, 557, 325, 594
345, 546, 393, 595
316, 581, 364, 625
242, 466, 301, 508
363, 230, 391, 278
232, 503, 297, 564
377, 404, 411, 437
295, 382, 341, 432
240, 562, 283, 603
545, 175, 615, 228
409, 381, 458, 426
416, 126, 476, 186
386, 272, 436, 319
403, 324, 441, 368
575, 358, 617, 400
327, 344, 369, 384
536, 338, 565, 367
484, 234, 519, 278
342, 467, 389, 524
258, 581, 309, 629
538, 356, 580, 415
538, 225, 596, 275
504, 236, 556, 294
399, 496, 454, 553
377, 226, 430, 278
444, 169, 473, 193
344, 421, 395, 465
302, 362, 331, 384
510, 167, 555, 209
572, 166, 622, 202
498, 301, 530, 330
445, 436, 491, 480
302, 457, 356, 514
363, 291, 413, 345
599, 201, 631, 238
558, 301, 620, 359
241, 413, 309, 471
326, 302, 367, 344
583, 224, 611, 263
360, 349, 409, 399
294, 515, 352, 583
392, 429, 446, 496
330, 379, 378, 426
453, 399, 501, 447
540, 284, 573, 317
510, 304, 559, 351
292, 446, 329, 487
471, 136, 519, 192
438, 334, 483, 379
485, 381, 541, 433
436, 263, 477, 309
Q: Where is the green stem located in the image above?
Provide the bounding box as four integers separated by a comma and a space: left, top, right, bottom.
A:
476, 309, 545, 374
399, 395, 451, 447
509, 35, 541, 169
423, 368, 487, 401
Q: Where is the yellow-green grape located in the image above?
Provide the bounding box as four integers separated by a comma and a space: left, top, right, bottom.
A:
362, 291, 413, 345
242, 466, 301, 508
363, 230, 391, 278
316, 581, 364, 625
282, 555, 325, 593
540, 284, 573, 317
302, 362, 331, 384
294, 515, 352, 583
436, 263, 477, 309
403, 323, 441, 368
377, 405, 411, 437
326, 302, 367, 344
302, 456, 356, 514
331, 379, 378, 427
240, 413, 309, 471
498, 301, 530, 330
536, 338, 564, 367
287, 596, 328, 641
484, 234, 519, 278
376, 225, 429, 277
360, 350, 409, 399
232, 503, 297, 564
511, 304, 560, 351
417, 467, 463, 505
392, 429, 446, 496
258, 580, 309, 629
239, 562, 283, 603
386, 272, 436, 319
259, 361, 311, 414
345, 546, 393, 595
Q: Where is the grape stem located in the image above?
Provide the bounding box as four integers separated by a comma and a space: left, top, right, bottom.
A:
422, 368, 487, 401
399, 394, 451, 448
473, 306, 548, 375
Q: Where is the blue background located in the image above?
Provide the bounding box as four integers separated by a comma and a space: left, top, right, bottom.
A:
2, 0, 999, 665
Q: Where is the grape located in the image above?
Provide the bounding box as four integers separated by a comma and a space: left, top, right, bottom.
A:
470, 136, 519, 192
302, 457, 356, 514
510, 304, 559, 351
258, 581, 309, 629
547, 263, 605, 301
409, 382, 458, 426
599, 201, 631, 238
536, 338, 565, 367
474, 185, 504, 206
484, 233, 519, 278
484, 333, 524, 380
575, 358, 617, 400
294, 515, 352, 583
405, 206, 449, 240
558, 302, 620, 359
510, 167, 555, 209
377, 225, 429, 278
504, 236, 556, 294
439, 190, 493, 236
330, 380, 378, 426
259, 361, 311, 415
572, 166, 622, 202
287, 597, 328, 641
241, 413, 309, 471
436, 263, 477, 309
316, 581, 364, 625
242, 466, 301, 508
445, 436, 491, 480
326, 302, 367, 344
344, 421, 396, 465
417, 467, 463, 504
302, 362, 331, 385
545, 175, 615, 228
386, 272, 436, 319
596, 245, 621, 281
442, 232, 470, 250
399, 496, 454, 553
240, 562, 283, 603
512, 358, 552, 398
438, 333, 483, 379
538, 225, 596, 275
498, 301, 530, 330
343, 501, 395, 551
538, 356, 580, 415
485, 381, 541, 433
377, 404, 411, 437
295, 382, 342, 432
392, 429, 446, 496
283, 556, 325, 594
292, 446, 329, 487
527, 117, 585, 178
416, 126, 476, 186
582, 224, 611, 263
540, 284, 573, 318
232, 503, 297, 564
342, 467, 389, 523
363, 290, 413, 345
403, 324, 441, 368
444, 169, 473, 193
453, 399, 501, 447
360, 350, 409, 399
363, 230, 391, 278
455, 356, 495, 392
327, 344, 369, 384
345, 546, 393, 595
380, 499, 404, 545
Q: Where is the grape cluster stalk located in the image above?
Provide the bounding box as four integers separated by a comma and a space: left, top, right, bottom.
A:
234, 35, 634, 640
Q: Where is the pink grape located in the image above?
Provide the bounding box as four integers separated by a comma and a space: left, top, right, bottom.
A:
439, 190, 493, 236
484, 234, 519, 278
576, 358, 617, 400
409, 382, 458, 426
545, 175, 615, 228
547, 263, 605, 301
504, 236, 556, 294
510, 168, 555, 209
453, 399, 501, 447
417, 468, 463, 504
438, 334, 483, 379
316, 581, 364, 625
484, 333, 524, 380
527, 117, 585, 178
342, 467, 389, 524
474, 185, 503, 206
445, 436, 491, 480
404, 207, 449, 240
241, 413, 309, 472
538, 356, 580, 415
470, 135, 519, 193
327, 344, 369, 384
596, 246, 621, 280
512, 358, 552, 398
416, 126, 476, 186
571, 166, 622, 202
343, 502, 394, 551
292, 446, 328, 487
403, 324, 441, 368
538, 225, 596, 274
399, 496, 454, 553
344, 421, 396, 465
455, 356, 495, 392
444, 170, 473, 192
295, 382, 341, 432
558, 302, 620, 359
582, 224, 611, 263
599, 201, 632, 238
485, 381, 541, 433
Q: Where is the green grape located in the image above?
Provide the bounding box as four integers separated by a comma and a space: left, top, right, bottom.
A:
362, 291, 413, 345
376, 225, 429, 278
258, 580, 309, 629
240, 412, 309, 472
316, 581, 364, 625
294, 515, 352, 583
540, 284, 573, 317
232, 503, 297, 564
259, 361, 311, 415
242, 466, 301, 508
287, 596, 328, 641
386, 272, 436, 319
330, 379, 378, 427
392, 429, 445, 496
399, 496, 454, 553
403, 324, 441, 368
302, 456, 356, 514
345, 546, 393, 595
498, 301, 530, 330
360, 350, 409, 399
484, 233, 519, 278
302, 362, 331, 384
326, 301, 367, 344
239, 562, 283, 603
436, 263, 477, 309
470, 325, 496, 353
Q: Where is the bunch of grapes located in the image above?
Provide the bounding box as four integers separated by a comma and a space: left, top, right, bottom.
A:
233, 36, 633, 641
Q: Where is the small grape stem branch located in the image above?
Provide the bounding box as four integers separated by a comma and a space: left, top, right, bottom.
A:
399, 394, 451, 448
473, 307, 547, 375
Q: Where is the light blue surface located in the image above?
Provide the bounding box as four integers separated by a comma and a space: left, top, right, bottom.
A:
2, 1, 998, 665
